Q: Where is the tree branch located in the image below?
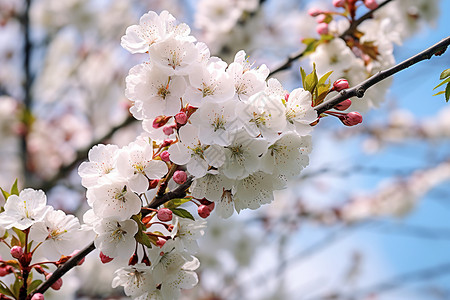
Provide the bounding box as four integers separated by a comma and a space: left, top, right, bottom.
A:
339, 0, 394, 39
315, 36, 450, 115
37, 114, 137, 192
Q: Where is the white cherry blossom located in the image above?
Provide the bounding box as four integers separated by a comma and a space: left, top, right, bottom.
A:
94, 219, 138, 259
0, 189, 50, 230
112, 263, 156, 297
285, 88, 317, 135
125, 63, 186, 118
78, 144, 120, 188
89, 181, 142, 221
116, 138, 168, 194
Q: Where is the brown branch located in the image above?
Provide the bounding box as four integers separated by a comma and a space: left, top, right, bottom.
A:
315, 36, 450, 115
339, 0, 394, 39
37, 114, 137, 192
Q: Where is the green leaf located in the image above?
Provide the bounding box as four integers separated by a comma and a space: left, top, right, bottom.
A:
134, 230, 155, 248
10, 179, 19, 196
12, 228, 26, 247
300, 67, 307, 90
433, 77, 450, 90
131, 214, 146, 231
27, 279, 43, 293
11, 276, 22, 299
172, 208, 195, 221
165, 198, 191, 210
303, 63, 318, 94
440, 69, 450, 80
10, 235, 21, 248
318, 71, 333, 85
0, 282, 14, 297
301, 38, 320, 56
1, 188, 10, 202
433, 91, 445, 96
446, 83, 450, 102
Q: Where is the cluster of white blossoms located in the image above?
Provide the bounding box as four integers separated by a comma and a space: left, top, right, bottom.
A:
121, 10, 316, 218
0, 188, 82, 261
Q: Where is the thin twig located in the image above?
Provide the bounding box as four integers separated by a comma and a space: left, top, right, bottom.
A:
268, 0, 395, 77
339, 0, 394, 39
37, 114, 137, 192
315, 36, 450, 115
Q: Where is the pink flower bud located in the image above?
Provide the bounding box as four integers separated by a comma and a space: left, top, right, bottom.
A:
99, 252, 114, 264
152, 116, 170, 129
334, 99, 352, 111
342, 112, 363, 126
162, 139, 173, 147
207, 202, 215, 211
364, 0, 378, 9
174, 112, 188, 125
157, 208, 173, 222
316, 14, 327, 23
70, 250, 85, 266
156, 238, 166, 248
162, 125, 174, 136
160, 151, 170, 162
198, 205, 211, 218
308, 8, 322, 17
31, 293, 45, 300
149, 179, 159, 189
333, 78, 349, 91
0, 265, 13, 276
333, 0, 346, 7
173, 170, 187, 184
10, 246, 23, 259
45, 274, 62, 290
316, 23, 329, 35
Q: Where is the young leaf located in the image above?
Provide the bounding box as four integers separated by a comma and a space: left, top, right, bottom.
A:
172, 208, 195, 221
318, 71, 333, 85
445, 83, 450, 102
1, 187, 10, 202
10, 179, 19, 196
27, 279, 43, 293
433, 77, 450, 90
165, 198, 191, 209
440, 68, 450, 80
134, 229, 155, 248
0, 282, 14, 298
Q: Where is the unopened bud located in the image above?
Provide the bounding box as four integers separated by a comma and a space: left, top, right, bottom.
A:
316, 14, 327, 23
333, 78, 349, 91
157, 208, 173, 222
198, 205, 212, 218
161, 139, 173, 147
156, 238, 166, 248
342, 112, 363, 126
173, 170, 187, 184
129, 253, 138, 266
99, 252, 114, 264
316, 23, 329, 35
152, 116, 171, 129
334, 99, 352, 111
45, 274, 62, 290
364, 0, 378, 9
10, 246, 23, 259
31, 293, 45, 300
160, 151, 170, 162
308, 8, 322, 17
174, 112, 188, 125
333, 0, 346, 7
162, 125, 174, 136
149, 179, 159, 189
0, 265, 13, 276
